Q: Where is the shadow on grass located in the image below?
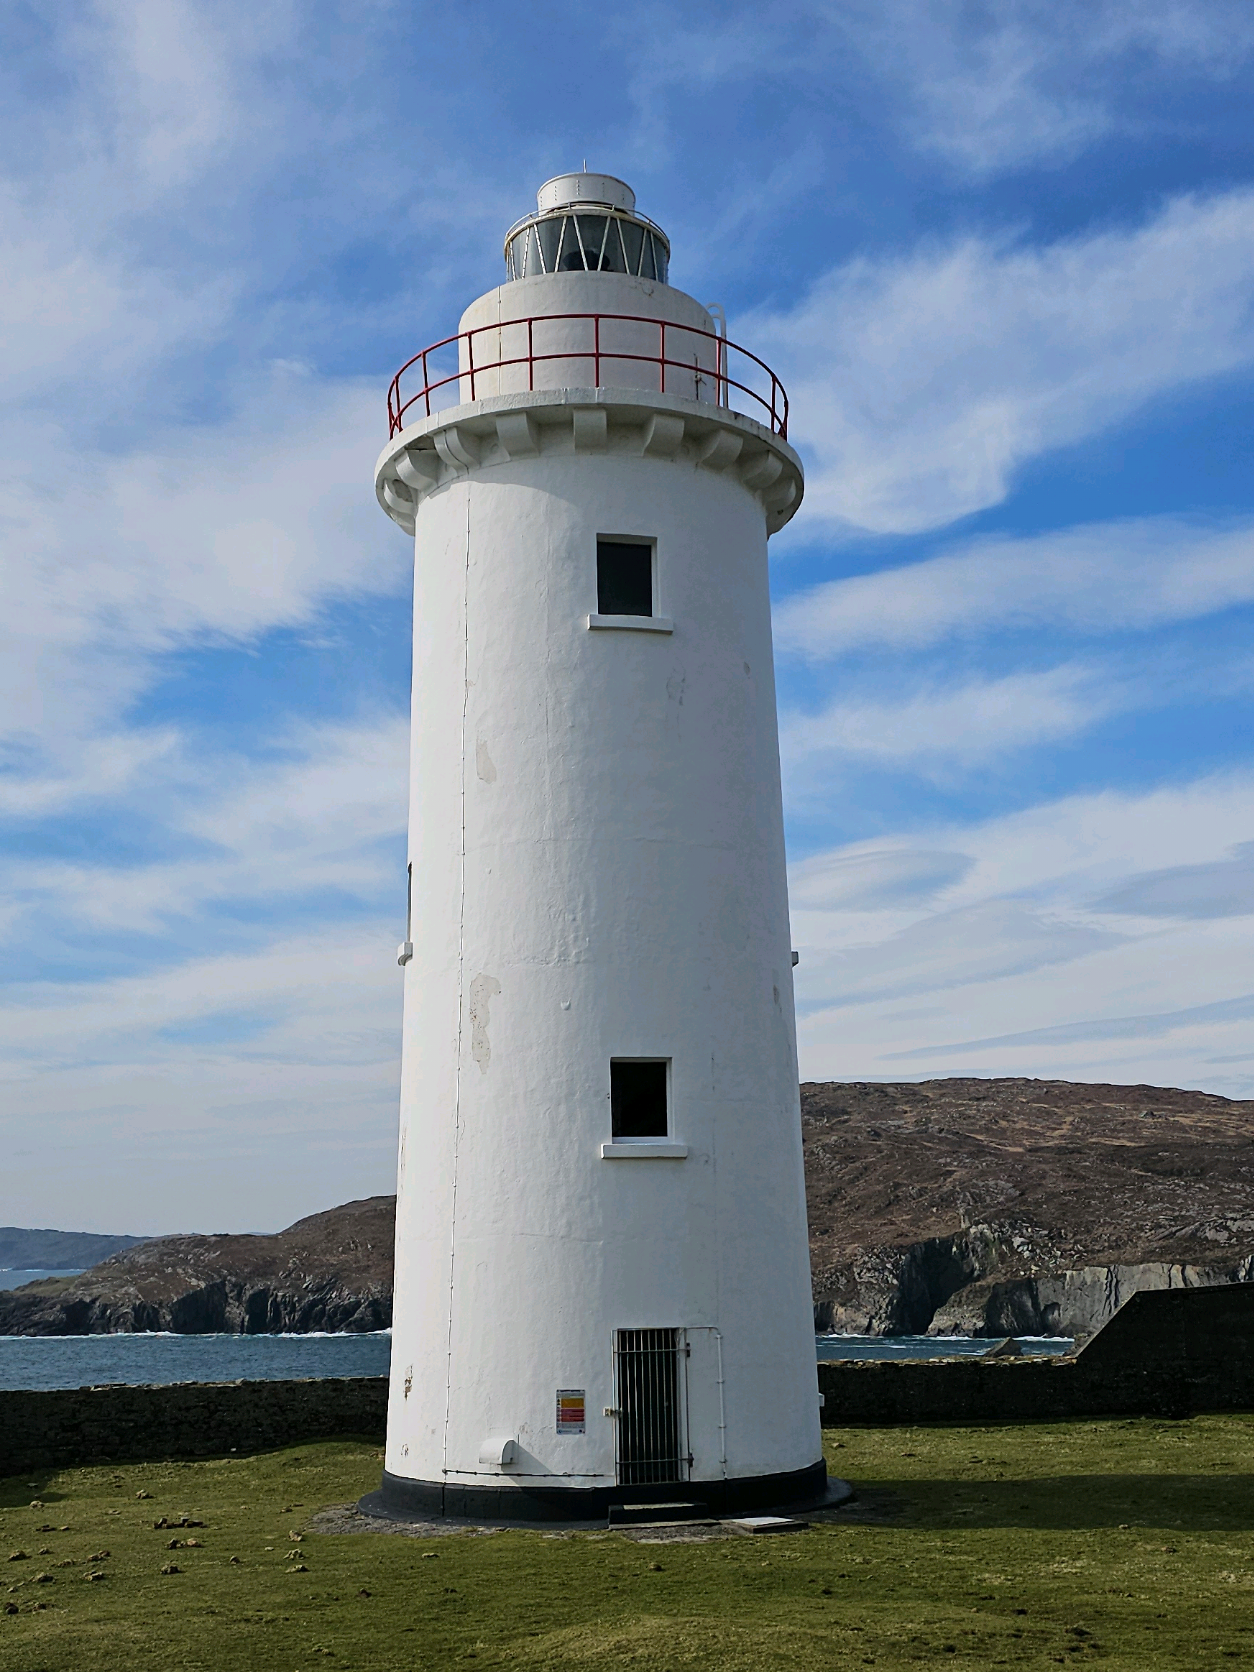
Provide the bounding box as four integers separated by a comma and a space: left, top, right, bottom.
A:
868, 1473, 1254, 1532
0, 1469, 68, 1508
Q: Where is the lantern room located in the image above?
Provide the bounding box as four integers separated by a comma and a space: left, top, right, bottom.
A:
504, 171, 671, 283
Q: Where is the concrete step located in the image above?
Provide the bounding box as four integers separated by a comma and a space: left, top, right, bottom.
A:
607, 1501, 707, 1526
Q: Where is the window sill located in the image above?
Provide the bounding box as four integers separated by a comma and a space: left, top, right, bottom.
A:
587, 614, 673, 633
600, 1141, 688, 1159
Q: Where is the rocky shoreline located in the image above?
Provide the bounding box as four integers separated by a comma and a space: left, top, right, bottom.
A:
0, 1197, 392, 1337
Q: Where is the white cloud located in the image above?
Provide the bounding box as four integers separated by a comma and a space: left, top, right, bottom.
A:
1092, 840, 1254, 920
752, 190, 1254, 533
790, 771, 1254, 1094
842, 0, 1254, 175
789, 845, 973, 912
781, 663, 1116, 781
0, 368, 402, 807
0, 712, 409, 947
0, 925, 403, 1233
624, 0, 1254, 186
775, 516, 1254, 660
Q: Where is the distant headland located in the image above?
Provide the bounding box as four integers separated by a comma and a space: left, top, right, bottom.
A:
0, 1226, 147, 1272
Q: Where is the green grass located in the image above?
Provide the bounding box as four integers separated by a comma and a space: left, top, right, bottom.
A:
3, 1416, 1254, 1670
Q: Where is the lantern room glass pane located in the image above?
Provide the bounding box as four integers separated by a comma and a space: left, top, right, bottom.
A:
640, 231, 657, 281
537, 217, 562, 273
600, 219, 628, 273
654, 240, 669, 283
620, 219, 645, 276
557, 216, 585, 271
577, 215, 609, 270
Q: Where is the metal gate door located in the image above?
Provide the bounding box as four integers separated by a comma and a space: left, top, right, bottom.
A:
613, 1327, 686, 1487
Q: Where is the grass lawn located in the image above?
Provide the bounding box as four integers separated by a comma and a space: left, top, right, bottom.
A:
3, 1415, 1253, 1670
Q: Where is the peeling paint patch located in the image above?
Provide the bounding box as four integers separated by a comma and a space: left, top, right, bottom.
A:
475, 738, 497, 782
469, 973, 501, 1073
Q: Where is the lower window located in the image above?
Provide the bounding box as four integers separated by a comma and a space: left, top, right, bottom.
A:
610, 1059, 668, 1139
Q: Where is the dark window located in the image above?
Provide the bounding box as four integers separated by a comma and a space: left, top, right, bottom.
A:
611, 1060, 668, 1138
597, 540, 653, 616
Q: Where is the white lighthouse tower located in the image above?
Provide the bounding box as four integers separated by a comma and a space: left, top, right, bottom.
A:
367, 172, 823, 1520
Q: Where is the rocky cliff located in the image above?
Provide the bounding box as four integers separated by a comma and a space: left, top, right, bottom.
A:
804, 1078, 1254, 1338
0, 1197, 392, 1336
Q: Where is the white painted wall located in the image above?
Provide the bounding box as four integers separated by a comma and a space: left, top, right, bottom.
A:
383, 267, 821, 1497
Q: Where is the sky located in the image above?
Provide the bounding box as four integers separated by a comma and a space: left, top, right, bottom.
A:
4, 1, 1254, 1235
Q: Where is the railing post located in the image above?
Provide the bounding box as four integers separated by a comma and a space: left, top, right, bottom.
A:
594, 314, 600, 389
660, 320, 666, 395
467, 329, 475, 402
528, 317, 534, 392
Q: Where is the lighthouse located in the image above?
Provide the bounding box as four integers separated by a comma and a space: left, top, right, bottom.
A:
367, 172, 823, 1520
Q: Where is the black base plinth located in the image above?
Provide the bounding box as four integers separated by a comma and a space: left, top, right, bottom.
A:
359, 1458, 830, 1525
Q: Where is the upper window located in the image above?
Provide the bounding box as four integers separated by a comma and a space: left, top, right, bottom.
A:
597, 540, 653, 617
611, 1060, 668, 1140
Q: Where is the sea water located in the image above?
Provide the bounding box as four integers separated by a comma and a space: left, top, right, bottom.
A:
0, 1270, 85, 1290
0, 1330, 1071, 1392
0, 1331, 394, 1392
816, 1334, 1072, 1361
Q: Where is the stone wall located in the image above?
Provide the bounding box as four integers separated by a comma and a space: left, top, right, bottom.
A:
819, 1282, 1254, 1425
4, 1283, 1252, 1475
0, 1376, 387, 1476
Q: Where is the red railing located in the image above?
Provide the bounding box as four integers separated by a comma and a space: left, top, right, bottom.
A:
386, 312, 788, 440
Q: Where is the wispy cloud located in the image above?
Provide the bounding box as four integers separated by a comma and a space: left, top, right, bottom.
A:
842, 0, 1254, 175
791, 772, 1254, 1092
0, 925, 403, 1234
775, 516, 1254, 660
753, 190, 1254, 532
781, 663, 1118, 781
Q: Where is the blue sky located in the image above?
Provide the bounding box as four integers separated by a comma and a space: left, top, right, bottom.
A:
5, 1, 1254, 1233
